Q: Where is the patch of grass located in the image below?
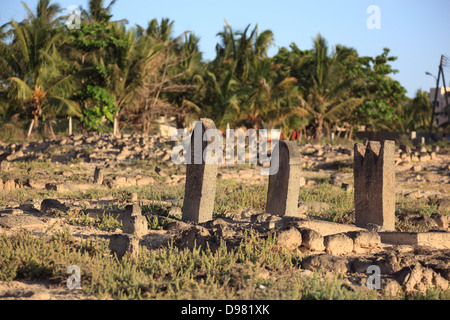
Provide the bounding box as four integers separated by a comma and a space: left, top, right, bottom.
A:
0, 229, 379, 300
0, 188, 58, 206
146, 215, 169, 230
214, 180, 267, 215
396, 198, 444, 217
299, 183, 355, 224
96, 213, 123, 231
67, 212, 94, 227
64, 210, 122, 231
395, 197, 449, 232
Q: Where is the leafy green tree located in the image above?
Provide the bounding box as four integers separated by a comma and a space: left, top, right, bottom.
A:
354, 48, 407, 130
3, 0, 81, 133
78, 85, 118, 130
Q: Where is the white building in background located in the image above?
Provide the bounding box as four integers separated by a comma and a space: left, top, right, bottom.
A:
429, 87, 450, 127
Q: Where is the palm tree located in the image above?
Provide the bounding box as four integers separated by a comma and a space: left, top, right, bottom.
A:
164, 32, 204, 128
240, 57, 307, 130
214, 22, 274, 85
393, 89, 431, 132
85, 0, 117, 23
101, 23, 163, 133
201, 70, 241, 129
35, 0, 61, 25
3, 1, 81, 133
145, 18, 174, 44
295, 34, 363, 140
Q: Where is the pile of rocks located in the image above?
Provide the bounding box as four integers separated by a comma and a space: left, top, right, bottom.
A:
0, 132, 182, 191
0, 132, 174, 165
167, 212, 449, 296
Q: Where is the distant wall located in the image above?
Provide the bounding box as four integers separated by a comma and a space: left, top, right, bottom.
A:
354, 131, 445, 143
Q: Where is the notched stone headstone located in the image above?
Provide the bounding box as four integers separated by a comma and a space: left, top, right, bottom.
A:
182, 118, 218, 224
354, 140, 395, 231
266, 140, 302, 217
0, 214, 45, 230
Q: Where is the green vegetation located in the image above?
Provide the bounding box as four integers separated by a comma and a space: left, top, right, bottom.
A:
0, 0, 436, 143
1, 229, 448, 299
0, 229, 376, 299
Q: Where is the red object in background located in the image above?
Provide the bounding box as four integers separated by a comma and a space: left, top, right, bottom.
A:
290, 130, 298, 141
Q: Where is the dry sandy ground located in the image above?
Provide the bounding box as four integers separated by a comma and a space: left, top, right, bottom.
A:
0, 280, 95, 300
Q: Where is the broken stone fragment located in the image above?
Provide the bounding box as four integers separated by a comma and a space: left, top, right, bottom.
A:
395, 263, 449, 294
302, 254, 351, 274
108, 234, 139, 259
324, 233, 354, 255
345, 230, 381, 253
275, 227, 302, 250
40, 199, 69, 214
298, 228, 325, 251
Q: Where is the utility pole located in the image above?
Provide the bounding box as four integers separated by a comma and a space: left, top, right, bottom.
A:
428, 55, 449, 139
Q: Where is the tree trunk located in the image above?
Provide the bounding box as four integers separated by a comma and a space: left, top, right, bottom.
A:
314, 117, 324, 141
68, 116, 73, 136
176, 114, 185, 129
33, 115, 39, 132
27, 120, 35, 138
348, 125, 354, 140
324, 122, 331, 139
113, 115, 119, 136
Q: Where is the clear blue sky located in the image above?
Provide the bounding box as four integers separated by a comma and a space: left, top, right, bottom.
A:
1, 0, 450, 98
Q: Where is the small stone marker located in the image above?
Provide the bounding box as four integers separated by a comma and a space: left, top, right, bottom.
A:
354, 140, 395, 231
122, 204, 148, 237
93, 167, 104, 185
182, 118, 218, 224
266, 140, 302, 217
108, 234, 139, 259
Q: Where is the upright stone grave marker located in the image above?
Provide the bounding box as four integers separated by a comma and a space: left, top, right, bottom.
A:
122, 203, 148, 237
354, 140, 395, 231
182, 118, 218, 224
266, 140, 302, 217
93, 166, 104, 185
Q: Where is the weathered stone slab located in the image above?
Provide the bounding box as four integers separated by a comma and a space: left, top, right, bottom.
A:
266, 140, 302, 217
40, 199, 69, 214
379, 231, 450, 249
108, 234, 139, 259
45, 182, 93, 192
298, 228, 325, 251
354, 140, 395, 231
182, 118, 218, 224
324, 233, 354, 255
293, 219, 366, 236
0, 214, 45, 230
345, 230, 381, 253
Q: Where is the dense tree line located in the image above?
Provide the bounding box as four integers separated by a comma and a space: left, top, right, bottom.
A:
0, 0, 432, 140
